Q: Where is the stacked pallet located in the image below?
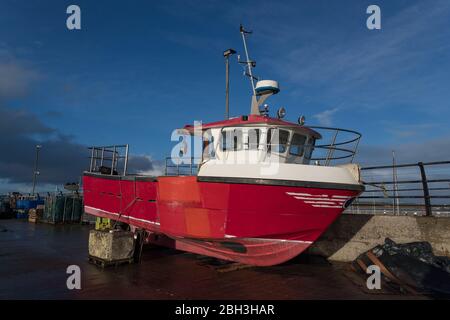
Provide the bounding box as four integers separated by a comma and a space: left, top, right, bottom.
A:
28, 205, 44, 223
28, 209, 37, 223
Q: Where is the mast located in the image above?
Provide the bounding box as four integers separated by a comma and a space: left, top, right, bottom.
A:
240, 25, 256, 96
238, 25, 279, 115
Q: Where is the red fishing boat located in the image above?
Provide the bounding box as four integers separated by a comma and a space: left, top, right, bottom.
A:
83, 26, 364, 266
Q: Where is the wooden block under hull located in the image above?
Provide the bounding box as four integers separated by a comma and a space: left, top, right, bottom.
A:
88, 230, 135, 261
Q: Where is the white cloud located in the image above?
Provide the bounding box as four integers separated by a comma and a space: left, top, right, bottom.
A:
312, 107, 339, 126
0, 179, 58, 195
0, 61, 39, 100
128, 154, 164, 176
383, 123, 436, 139
0, 44, 40, 100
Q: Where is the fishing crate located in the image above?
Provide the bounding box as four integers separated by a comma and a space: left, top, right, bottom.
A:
15, 210, 28, 219
43, 194, 83, 224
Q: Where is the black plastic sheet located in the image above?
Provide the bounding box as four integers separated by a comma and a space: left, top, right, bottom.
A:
372, 238, 450, 297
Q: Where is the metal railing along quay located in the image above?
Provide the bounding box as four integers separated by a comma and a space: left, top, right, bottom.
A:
348, 160, 450, 217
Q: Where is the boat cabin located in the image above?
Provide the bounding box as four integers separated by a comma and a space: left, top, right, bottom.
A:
184, 115, 322, 166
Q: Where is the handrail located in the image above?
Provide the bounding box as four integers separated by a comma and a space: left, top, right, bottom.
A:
361, 160, 450, 170
164, 157, 200, 176
305, 126, 362, 164
88, 144, 129, 176
351, 160, 450, 217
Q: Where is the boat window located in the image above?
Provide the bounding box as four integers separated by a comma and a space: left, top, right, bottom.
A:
221, 129, 243, 151
267, 129, 290, 153
247, 129, 260, 150
304, 137, 316, 160
289, 133, 307, 156
202, 130, 215, 159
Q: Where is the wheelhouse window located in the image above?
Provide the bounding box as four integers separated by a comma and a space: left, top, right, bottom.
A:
267, 129, 290, 153
221, 129, 243, 151
303, 137, 316, 161
202, 130, 215, 159
246, 128, 261, 150
289, 133, 307, 156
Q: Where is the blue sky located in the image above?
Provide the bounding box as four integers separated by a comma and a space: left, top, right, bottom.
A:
1, 0, 450, 192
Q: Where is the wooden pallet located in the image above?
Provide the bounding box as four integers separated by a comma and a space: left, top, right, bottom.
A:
88, 255, 134, 268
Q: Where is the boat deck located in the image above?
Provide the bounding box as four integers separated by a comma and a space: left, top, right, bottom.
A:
0, 219, 424, 299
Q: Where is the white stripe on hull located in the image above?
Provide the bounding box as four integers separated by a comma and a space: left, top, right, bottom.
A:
84, 206, 161, 225
286, 192, 351, 209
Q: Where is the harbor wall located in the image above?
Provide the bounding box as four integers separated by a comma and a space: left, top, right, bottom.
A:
308, 214, 450, 262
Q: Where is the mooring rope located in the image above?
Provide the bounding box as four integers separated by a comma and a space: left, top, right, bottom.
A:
112, 176, 138, 230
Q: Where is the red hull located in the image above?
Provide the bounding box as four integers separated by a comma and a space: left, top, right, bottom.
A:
83, 174, 361, 265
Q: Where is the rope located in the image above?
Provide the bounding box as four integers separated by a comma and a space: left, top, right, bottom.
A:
362, 180, 389, 198
112, 176, 138, 230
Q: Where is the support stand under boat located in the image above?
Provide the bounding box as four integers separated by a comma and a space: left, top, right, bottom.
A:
88, 223, 147, 268
133, 229, 147, 263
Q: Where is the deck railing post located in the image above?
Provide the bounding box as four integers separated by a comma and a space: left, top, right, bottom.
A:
165, 158, 168, 176
124, 144, 129, 176
100, 147, 105, 167
418, 162, 432, 216
111, 146, 116, 176
325, 130, 338, 166
93, 148, 98, 172
89, 148, 94, 172
351, 137, 360, 163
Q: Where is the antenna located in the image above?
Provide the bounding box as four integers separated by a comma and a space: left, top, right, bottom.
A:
238, 25, 280, 115
223, 48, 236, 119
239, 24, 257, 96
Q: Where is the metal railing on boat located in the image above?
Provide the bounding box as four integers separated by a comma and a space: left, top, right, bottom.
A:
88, 144, 129, 176
164, 157, 200, 176
305, 126, 362, 166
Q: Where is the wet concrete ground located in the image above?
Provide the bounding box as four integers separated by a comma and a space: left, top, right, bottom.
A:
0, 219, 423, 300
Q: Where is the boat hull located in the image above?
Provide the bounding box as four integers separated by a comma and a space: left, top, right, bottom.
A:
83, 173, 362, 266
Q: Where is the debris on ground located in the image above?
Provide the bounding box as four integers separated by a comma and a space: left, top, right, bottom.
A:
353, 238, 450, 297
194, 255, 254, 273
